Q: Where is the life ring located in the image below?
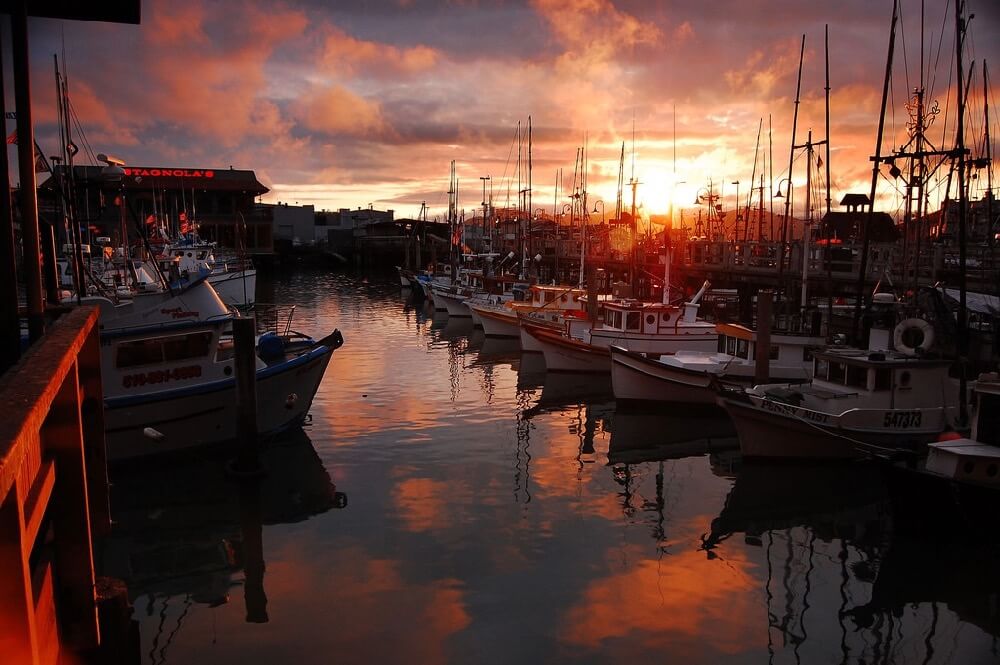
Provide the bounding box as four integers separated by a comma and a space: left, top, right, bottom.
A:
893, 318, 934, 355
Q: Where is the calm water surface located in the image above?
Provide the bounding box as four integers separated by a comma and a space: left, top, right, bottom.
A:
100, 270, 1000, 664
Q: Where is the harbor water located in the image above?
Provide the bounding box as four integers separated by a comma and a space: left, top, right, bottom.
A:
102, 270, 1000, 665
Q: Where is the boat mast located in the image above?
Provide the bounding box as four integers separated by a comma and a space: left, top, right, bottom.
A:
777, 34, 806, 316
853, 0, 897, 345
954, 0, 969, 426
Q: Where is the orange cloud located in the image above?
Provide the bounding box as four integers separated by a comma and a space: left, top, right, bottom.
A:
292, 85, 390, 137
320, 26, 440, 78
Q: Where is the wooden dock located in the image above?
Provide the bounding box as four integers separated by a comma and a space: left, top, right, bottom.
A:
0, 306, 112, 665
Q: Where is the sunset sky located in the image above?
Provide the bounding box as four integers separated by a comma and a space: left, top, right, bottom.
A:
16, 0, 1000, 225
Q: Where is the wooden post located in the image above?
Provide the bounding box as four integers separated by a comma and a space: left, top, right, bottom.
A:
0, 31, 20, 373
232, 316, 260, 473
12, 4, 45, 341
586, 264, 599, 323
755, 290, 773, 384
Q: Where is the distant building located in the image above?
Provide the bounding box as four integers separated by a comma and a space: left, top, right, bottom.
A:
819, 193, 899, 242
40, 164, 273, 255
261, 202, 316, 246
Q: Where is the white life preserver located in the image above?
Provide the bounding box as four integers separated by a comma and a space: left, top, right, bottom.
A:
893, 318, 935, 355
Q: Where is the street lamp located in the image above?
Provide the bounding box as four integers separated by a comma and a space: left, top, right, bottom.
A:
592, 200, 605, 223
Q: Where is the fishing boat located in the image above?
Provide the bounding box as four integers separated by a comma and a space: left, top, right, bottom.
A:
525, 282, 717, 372
90, 278, 342, 460
470, 284, 586, 339
158, 241, 256, 308
610, 323, 824, 405
716, 315, 963, 459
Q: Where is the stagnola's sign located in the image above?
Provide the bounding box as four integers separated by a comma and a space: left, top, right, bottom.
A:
123, 168, 215, 179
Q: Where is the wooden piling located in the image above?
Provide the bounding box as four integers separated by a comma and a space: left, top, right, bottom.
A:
232, 316, 260, 474
755, 290, 773, 385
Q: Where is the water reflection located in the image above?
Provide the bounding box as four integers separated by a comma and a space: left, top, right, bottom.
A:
106, 272, 998, 665
100, 430, 346, 661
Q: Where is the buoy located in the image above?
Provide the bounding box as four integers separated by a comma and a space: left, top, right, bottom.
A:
143, 427, 165, 441
893, 318, 935, 355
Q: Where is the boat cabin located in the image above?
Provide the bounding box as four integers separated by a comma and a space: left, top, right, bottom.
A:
808, 348, 955, 409
715, 323, 824, 365
598, 299, 702, 335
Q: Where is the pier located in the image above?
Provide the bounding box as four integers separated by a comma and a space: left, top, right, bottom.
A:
0, 306, 111, 665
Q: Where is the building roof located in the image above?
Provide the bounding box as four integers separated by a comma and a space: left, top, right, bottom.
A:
45, 165, 269, 195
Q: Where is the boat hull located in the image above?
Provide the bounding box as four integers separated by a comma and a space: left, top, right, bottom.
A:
718, 394, 945, 460
105, 347, 333, 461
434, 289, 472, 317
472, 305, 520, 338
610, 347, 717, 405
527, 327, 610, 373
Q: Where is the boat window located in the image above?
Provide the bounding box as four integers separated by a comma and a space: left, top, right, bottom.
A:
646, 314, 656, 326
803, 346, 815, 362
545, 291, 555, 303
814, 358, 829, 379
604, 310, 613, 326
116, 338, 164, 368
769, 345, 780, 360
163, 331, 213, 362
829, 361, 846, 383
846, 365, 868, 389
612, 311, 623, 329
726, 337, 737, 355
662, 312, 671, 323
197, 251, 207, 260
718, 335, 727, 353
116, 331, 214, 368
874, 368, 892, 390
736, 339, 749, 359
626, 312, 641, 331
560, 294, 568, 302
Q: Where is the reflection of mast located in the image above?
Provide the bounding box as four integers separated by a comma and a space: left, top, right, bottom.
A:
514, 389, 533, 505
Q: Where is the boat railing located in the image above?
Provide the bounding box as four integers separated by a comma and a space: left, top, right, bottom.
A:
253, 302, 298, 335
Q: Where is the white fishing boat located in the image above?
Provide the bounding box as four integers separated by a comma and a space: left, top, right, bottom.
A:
159, 242, 256, 308
527, 283, 717, 372
716, 317, 963, 460
89, 279, 342, 460
470, 284, 586, 339
610, 323, 824, 405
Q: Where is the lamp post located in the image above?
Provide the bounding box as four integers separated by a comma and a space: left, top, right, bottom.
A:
592, 200, 605, 223
480, 175, 490, 254
774, 177, 792, 245
731, 180, 741, 240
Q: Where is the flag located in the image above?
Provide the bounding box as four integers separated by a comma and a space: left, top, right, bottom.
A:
4, 131, 50, 172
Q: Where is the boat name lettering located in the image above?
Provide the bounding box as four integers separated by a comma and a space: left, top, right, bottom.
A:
883, 411, 922, 428
159, 307, 199, 319
123, 365, 202, 388
760, 399, 828, 423
123, 168, 215, 179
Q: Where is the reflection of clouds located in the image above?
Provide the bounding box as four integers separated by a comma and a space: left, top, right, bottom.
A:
559, 544, 762, 658
244, 544, 470, 665
393, 477, 454, 532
